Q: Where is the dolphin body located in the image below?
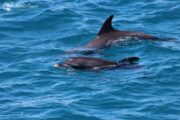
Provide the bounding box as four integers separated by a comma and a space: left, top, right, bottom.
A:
67, 15, 174, 54
84, 15, 173, 49
54, 56, 139, 70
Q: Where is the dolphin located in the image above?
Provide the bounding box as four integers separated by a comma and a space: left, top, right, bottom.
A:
54, 56, 139, 70
84, 15, 174, 49
66, 15, 174, 54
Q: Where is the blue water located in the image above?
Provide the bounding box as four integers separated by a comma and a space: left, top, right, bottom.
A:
0, 0, 180, 119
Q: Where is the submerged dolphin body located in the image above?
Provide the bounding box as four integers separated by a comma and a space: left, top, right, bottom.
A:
54, 56, 139, 70
66, 15, 174, 54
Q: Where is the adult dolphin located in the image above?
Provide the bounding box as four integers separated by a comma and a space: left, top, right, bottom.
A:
54, 56, 139, 70
84, 15, 174, 49
67, 15, 174, 54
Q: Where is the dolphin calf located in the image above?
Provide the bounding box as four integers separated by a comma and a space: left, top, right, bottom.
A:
66, 15, 174, 54
54, 56, 139, 70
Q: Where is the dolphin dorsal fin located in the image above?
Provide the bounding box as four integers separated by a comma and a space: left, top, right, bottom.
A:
98, 15, 115, 36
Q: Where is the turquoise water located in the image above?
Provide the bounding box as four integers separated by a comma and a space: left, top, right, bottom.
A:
0, 0, 180, 119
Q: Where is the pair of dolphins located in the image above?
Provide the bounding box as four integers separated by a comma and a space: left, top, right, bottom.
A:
54, 15, 174, 70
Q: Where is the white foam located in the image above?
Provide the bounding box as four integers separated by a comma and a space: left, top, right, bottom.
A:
53, 64, 59, 68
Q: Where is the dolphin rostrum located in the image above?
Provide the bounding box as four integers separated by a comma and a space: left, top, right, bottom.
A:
54, 56, 139, 70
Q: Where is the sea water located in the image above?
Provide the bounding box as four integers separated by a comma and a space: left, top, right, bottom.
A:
0, 0, 180, 119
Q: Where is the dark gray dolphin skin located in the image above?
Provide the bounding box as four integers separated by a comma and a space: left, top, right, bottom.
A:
54, 56, 139, 70
84, 15, 173, 49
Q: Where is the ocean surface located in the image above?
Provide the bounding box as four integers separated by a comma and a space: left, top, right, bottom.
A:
0, 0, 180, 119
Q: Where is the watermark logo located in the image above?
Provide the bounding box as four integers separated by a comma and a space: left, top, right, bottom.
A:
2, 2, 38, 11
2, 2, 13, 11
